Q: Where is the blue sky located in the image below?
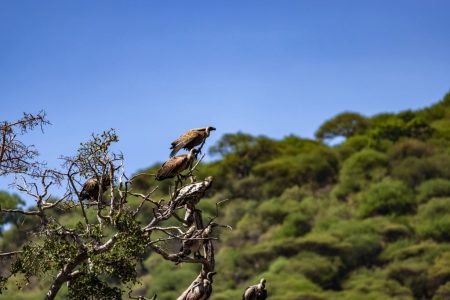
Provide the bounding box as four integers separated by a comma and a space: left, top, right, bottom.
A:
1, 1, 450, 195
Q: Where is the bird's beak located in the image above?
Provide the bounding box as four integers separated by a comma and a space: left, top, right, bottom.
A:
210, 127, 216, 131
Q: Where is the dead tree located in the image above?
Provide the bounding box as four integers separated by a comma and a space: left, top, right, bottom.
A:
0, 111, 49, 176
0, 115, 227, 299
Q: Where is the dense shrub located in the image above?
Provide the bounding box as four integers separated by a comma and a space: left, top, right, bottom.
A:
388, 138, 433, 160
434, 282, 450, 300
370, 116, 433, 142
358, 179, 415, 217
387, 261, 428, 298
335, 135, 370, 160
415, 198, 450, 242
253, 147, 339, 195
272, 213, 311, 239
341, 267, 413, 300
428, 252, 450, 296
333, 149, 388, 199
417, 179, 450, 203
391, 154, 450, 187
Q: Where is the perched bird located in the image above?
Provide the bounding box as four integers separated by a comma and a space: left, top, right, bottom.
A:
179, 223, 216, 259
177, 272, 217, 300
243, 278, 267, 300
170, 127, 216, 157
183, 207, 194, 227
172, 176, 214, 209
156, 148, 198, 181
79, 175, 111, 201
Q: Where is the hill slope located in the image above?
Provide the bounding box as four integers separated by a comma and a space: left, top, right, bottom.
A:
2, 92, 450, 299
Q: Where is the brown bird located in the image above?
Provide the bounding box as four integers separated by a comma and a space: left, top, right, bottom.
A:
79, 175, 111, 201
156, 148, 197, 181
170, 126, 216, 157
178, 223, 216, 259
243, 278, 267, 300
177, 272, 217, 300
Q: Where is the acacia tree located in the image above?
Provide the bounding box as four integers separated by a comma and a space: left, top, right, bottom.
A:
315, 111, 369, 142
0, 113, 226, 299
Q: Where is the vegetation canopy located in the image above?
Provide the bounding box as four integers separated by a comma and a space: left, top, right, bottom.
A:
2, 91, 450, 299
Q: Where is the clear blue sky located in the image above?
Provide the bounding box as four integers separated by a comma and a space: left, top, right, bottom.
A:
1, 1, 450, 195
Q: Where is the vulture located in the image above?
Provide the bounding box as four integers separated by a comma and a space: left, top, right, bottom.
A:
170, 126, 216, 157
172, 176, 213, 209
179, 223, 216, 259
79, 175, 111, 201
156, 148, 198, 181
177, 272, 217, 300
243, 278, 267, 300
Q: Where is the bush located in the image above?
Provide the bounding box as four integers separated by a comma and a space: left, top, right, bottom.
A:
417, 179, 450, 203
256, 260, 323, 298
333, 149, 388, 199
379, 240, 445, 264
370, 116, 433, 142
428, 252, 450, 295
434, 282, 450, 300
388, 138, 433, 160
272, 213, 311, 239
253, 147, 339, 196
387, 261, 428, 298
415, 198, 450, 242
294, 252, 342, 288
315, 219, 383, 269
431, 119, 450, 140
391, 154, 450, 187
341, 267, 413, 300
335, 135, 370, 160
358, 179, 415, 217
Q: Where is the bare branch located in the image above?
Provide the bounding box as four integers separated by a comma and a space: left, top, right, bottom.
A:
0, 250, 23, 257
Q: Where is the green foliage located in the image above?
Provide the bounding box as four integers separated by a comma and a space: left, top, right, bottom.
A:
292, 252, 342, 288
68, 273, 122, 300
4, 92, 450, 299
417, 179, 450, 203
428, 252, 450, 295
358, 179, 415, 217
387, 261, 429, 298
333, 148, 387, 199
340, 267, 413, 299
209, 132, 279, 178
369, 115, 433, 142
315, 112, 369, 141
388, 138, 433, 160
253, 147, 339, 196
415, 198, 450, 241
272, 213, 311, 239
391, 154, 450, 187
0, 191, 25, 234
335, 135, 370, 160
259, 259, 322, 296
434, 282, 450, 300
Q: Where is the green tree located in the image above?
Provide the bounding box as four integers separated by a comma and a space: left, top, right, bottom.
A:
315, 112, 369, 142
0, 192, 25, 235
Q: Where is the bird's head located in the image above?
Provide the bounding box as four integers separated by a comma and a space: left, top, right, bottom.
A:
206, 272, 217, 281
206, 126, 216, 135
188, 148, 199, 159
259, 278, 266, 287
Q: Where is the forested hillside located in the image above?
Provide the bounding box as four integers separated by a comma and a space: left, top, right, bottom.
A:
2, 92, 450, 299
